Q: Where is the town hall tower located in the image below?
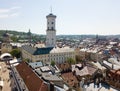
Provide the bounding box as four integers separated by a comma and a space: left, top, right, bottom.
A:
46, 13, 56, 47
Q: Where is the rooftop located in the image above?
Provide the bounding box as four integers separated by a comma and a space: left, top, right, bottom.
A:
83, 83, 118, 91
110, 69, 120, 75
72, 64, 97, 76
40, 66, 51, 72
50, 47, 74, 53
16, 61, 48, 91
29, 61, 43, 69
57, 63, 71, 71
103, 60, 120, 70
22, 45, 53, 55
46, 13, 56, 18
61, 72, 78, 87
91, 62, 106, 70
42, 73, 62, 81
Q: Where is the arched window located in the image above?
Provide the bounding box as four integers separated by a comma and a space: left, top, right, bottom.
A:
51, 27, 54, 30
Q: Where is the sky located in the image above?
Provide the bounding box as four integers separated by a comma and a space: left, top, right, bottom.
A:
0, 0, 120, 35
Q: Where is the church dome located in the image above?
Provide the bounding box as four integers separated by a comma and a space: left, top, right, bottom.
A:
3, 32, 10, 37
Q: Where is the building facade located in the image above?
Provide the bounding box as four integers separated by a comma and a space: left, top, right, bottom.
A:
1, 43, 12, 53
21, 45, 75, 64
1, 31, 12, 53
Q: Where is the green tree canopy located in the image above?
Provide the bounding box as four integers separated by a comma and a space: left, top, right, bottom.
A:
67, 57, 76, 64
10, 48, 21, 58
51, 60, 55, 67
11, 36, 18, 42
75, 55, 84, 63
23, 58, 30, 63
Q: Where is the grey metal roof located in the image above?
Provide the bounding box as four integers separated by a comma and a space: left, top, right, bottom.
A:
21, 45, 53, 55
22, 45, 36, 54
29, 62, 43, 69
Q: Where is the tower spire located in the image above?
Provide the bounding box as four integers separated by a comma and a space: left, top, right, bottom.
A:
50, 6, 52, 13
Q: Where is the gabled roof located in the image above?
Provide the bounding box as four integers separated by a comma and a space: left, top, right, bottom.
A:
21, 45, 53, 55
72, 64, 97, 76
16, 62, 48, 91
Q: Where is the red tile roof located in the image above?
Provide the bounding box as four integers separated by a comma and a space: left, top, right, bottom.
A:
16, 62, 48, 91
61, 72, 78, 87
57, 63, 71, 71
111, 69, 120, 75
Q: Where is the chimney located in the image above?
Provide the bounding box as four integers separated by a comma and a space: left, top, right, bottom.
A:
112, 64, 114, 69
48, 82, 54, 91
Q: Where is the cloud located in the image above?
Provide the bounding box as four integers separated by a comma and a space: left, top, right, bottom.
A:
0, 9, 10, 13
0, 14, 9, 18
10, 6, 21, 10
10, 12, 20, 17
0, 6, 21, 19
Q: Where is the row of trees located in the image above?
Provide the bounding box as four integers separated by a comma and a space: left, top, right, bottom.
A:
51, 57, 76, 67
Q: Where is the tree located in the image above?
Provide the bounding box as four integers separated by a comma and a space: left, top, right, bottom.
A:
75, 55, 83, 63
67, 58, 76, 64
10, 48, 21, 58
11, 36, 18, 42
24, 58, 30, 63
51, 60, 55, 67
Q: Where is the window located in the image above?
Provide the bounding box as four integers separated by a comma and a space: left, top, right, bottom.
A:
51, 27, 54, 30
48, 27, 49, 29
51, 22, 54, 24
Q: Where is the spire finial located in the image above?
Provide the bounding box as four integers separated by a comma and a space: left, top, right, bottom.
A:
29, 29, 30, 32
50, 6, 52, 13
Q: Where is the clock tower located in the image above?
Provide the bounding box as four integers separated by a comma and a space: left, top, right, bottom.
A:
46, 13, 56, 47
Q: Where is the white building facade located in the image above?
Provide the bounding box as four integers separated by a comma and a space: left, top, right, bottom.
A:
21, 45, 75, 64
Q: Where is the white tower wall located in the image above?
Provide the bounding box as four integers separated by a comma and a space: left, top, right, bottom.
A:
47, 17, 56, 30
46, 13, 56, 47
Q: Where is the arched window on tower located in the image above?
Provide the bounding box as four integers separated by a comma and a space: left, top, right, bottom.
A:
51, 27, 54, 30
51, 22, 54, 24
52, 38, 54, 44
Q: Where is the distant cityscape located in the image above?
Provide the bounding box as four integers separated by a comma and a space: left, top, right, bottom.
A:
0, 12, 120, 91
0, 30, 120, 46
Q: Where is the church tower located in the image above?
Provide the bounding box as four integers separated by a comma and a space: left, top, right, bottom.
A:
27, 29, 32, 43
46, 13, 56, 47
